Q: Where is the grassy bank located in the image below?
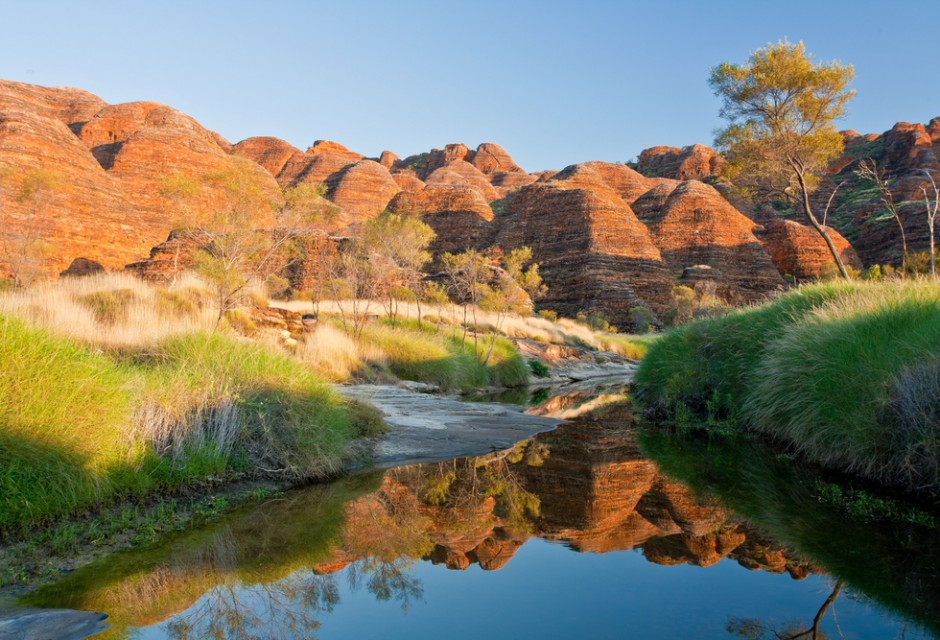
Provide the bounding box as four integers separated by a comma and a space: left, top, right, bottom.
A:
0, 272, 558, 534
299, 318, 529, 390
276, 299, 653, 360
634, 280, 940, 497
0, 316, 381, 532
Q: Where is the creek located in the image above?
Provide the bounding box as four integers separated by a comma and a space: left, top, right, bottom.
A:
2, 382, 938, 639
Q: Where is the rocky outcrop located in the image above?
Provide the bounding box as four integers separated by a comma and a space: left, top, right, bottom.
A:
279, 151, 356, 187
549, 161, 676, 205
60, 257, 105, 278
880, 122, 937, 173
471, 142, 523, 175
77, 101, 280, 232
306, 139, 363, 163
232, 136, 304, 177
490, 170, 538, 197
124, 229, 207, 283
496, 182, 676, 321
646, 181, 785, 302
0, 109, 143, 276
809, 117, 940, 266
391, 172, 425, 192
0, 79, 107, 131
424, 160, 499, 201
324, 159, 400, 222
378, 149, 399, 169
637, 144, 724, 181
387, 185, 494, 253
758, 219, 863, 280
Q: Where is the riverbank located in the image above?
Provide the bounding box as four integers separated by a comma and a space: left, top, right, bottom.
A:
0, 273, 645, 556
633, 279, 940, 499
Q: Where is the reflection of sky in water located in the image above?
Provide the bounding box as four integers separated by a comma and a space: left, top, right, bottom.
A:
139, 540, 928, 640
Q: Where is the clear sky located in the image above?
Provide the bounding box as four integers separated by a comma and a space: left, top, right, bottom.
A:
1, 0, 936, 172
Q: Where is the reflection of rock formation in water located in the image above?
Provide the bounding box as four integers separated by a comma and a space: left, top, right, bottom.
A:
312, 399, 814, 578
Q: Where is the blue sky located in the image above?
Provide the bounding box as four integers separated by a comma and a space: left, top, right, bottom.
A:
1, 0, 936, 172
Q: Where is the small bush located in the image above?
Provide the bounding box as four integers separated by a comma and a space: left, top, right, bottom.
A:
528, 359, 550, 378
576, 310, 618, 333
154, 288, 198, 318
537, 309, 558, 322
223, 309, 257, 336
629, 306, 656, 333
264, 274, 292, 300
76, 289, 138, 325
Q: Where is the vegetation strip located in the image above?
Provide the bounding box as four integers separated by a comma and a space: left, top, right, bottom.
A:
634, 280, 940, 498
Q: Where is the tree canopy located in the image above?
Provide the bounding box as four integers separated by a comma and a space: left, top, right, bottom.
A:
710, 41, 855, 278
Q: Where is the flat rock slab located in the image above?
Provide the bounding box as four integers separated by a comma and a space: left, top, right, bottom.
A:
342, 385, 561, 469
0, 608, 109, 640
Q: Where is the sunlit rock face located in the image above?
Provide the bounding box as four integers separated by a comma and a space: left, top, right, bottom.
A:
645, 181, 786, 303
324, 159, 400, 222
494, 180, 676, 321
4, 78, 930, 311
0, 108, 141, 275
758, 219, 863, 281
387, 185, 494, 254
78, 101, 280, 232
232, 136, 304, 177
637, 144, 725, 181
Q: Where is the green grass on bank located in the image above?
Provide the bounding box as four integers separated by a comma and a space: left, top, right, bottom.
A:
360, 319, 529, 390
634, 280, 940, 497
0, 317, 380, 532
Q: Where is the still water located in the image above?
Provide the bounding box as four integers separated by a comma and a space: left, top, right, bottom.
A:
16, 391, 940, 639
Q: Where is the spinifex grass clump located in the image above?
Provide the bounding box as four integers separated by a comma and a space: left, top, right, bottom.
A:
634, 280, 940, 496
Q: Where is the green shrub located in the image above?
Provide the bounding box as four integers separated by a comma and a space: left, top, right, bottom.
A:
264, 274, 292, 300
154, 288, 198, 318
360, 319, 528, 390
628, 306, 656, 333
528, 359, 550, 378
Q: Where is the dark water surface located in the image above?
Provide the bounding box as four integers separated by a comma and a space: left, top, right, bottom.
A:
13, 390, 940, 639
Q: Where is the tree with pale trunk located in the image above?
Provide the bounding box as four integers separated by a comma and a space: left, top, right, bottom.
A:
923, 169, 938, 280
710, 41, 855, 279
855, 159, 908, 272
359, 211, 436, 327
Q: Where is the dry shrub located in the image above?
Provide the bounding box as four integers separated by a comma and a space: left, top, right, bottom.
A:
887, 359, 940, 492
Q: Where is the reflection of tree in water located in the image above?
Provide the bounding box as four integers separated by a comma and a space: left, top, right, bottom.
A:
347, 558, 423, 611
162, 558, 424, 639
726, 580, 866, 640
409, 440, 546, 535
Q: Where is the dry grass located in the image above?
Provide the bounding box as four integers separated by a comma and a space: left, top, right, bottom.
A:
274, 299, 651, 358
0, 272, 218, 348
296, 324, 388, 382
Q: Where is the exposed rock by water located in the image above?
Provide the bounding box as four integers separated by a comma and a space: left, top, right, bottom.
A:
0, 608, 109, 640
340, 384, 561, 468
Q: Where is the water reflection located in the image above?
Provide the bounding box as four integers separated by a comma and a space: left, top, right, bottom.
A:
18, 391, 940, 639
